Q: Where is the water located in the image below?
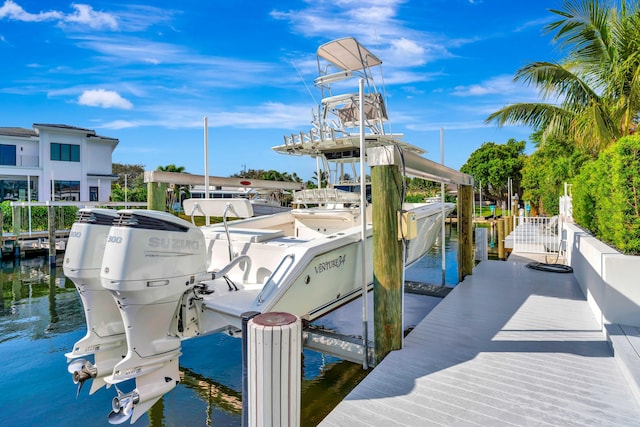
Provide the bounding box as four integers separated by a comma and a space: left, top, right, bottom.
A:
0, 226, 458, 427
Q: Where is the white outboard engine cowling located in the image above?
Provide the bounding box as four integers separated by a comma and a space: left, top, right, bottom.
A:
63, 208, 125, 395
100, 210, 207, 424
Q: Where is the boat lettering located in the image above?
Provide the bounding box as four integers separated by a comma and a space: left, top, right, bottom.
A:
148, 237, 200, 250
107, 235, 123, 244
314, 254, 346, 274
69, 231, 82, 238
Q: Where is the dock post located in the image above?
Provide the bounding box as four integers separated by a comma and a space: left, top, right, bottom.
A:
371, 162, 403, 364
241, 311, 261, 427
147, 182, 168, 211
48, 205, 56, 267
12, 205, 20, 258
497, 218, 506, 260
457, 184, 474, 281
474, 226, 488, 261
247, 312, 301, 427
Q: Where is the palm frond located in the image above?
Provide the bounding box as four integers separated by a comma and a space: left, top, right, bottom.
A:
545, 0, 612, 64
515, 61, 599, 107
485, 103, 572, 131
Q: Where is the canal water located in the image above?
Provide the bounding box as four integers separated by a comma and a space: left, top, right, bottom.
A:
0, 225, 459, 427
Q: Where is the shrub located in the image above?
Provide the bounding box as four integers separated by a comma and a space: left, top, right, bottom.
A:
0, 201, 78, 233
573, 135, 640, 254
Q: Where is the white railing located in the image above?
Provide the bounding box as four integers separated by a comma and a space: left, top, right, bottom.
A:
510, 216, 562, 254
293, 188, 361, 206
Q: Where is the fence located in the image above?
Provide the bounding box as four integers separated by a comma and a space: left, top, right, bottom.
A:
508, 216, 562, 254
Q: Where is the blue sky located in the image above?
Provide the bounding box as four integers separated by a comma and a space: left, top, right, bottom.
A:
1, 0, 563, 181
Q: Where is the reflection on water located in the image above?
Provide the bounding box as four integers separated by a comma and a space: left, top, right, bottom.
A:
0, 224, 458, 427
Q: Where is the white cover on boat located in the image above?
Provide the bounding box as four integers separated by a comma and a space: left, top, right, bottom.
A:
317, 37, 382, 71
183, 198, 254, 218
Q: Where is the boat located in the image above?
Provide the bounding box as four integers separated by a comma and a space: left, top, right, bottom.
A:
190, 185, 292, 216
63, 37, 455, 424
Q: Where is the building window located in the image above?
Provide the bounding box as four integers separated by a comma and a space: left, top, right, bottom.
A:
0, 178, 38, 202
52, 180, 80, 201
89, 186, 99, 201
51, 143, 80, 162
0, 144, 16, 166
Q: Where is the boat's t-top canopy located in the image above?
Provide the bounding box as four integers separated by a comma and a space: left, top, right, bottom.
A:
316, 37, 382, 72
274, 37, 427, 188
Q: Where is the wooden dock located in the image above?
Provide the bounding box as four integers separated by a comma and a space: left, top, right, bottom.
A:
319, 256, 640, 426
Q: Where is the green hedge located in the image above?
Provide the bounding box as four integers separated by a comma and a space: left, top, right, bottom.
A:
573, 135, 640, 254
0, 201, 78, 233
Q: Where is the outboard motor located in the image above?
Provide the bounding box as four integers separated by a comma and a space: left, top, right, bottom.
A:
100, 210, 208, 424
63, 208, 125, 396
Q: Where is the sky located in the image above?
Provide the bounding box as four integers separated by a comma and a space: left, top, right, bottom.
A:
0, 0, 565, 181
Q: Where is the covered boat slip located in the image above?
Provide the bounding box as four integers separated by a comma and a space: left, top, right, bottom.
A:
320, 259, 640, 426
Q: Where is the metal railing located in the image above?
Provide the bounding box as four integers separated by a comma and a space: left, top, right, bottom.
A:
510, 216, 561, 254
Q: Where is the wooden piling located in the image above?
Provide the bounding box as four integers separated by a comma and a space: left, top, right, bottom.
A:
12, 205, 20, 257
48, 205, 56, 267
497, 218, 506, 260
457, 185, 474, 281
147, 182, 168, 211
371, 163, 403, 364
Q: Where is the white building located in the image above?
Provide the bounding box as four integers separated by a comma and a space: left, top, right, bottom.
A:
0, 124, 118, 202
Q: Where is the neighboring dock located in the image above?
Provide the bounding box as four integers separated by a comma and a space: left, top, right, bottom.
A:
320, 254, 640, 426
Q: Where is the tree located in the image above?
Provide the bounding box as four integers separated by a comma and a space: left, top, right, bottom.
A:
111, 163, 147, 202
157, 164, 188, 211
486, 0, 640, 155
310, 170, 328, 189
405, 177, 439, 198
230, 168, 303, 183
157, 164, 186, 174
113, 163, 145, 187
520, 134, 589, 215
460, 139, 526, 205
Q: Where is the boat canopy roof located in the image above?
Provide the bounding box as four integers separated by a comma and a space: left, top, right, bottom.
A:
317, 37, 382, 71
272, 134, 426, 157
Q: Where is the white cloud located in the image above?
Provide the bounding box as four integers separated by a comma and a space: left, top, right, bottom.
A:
0, 1, 117, 30
64, 4, 118, 30
100, 102, 312, 131
452, 75, 519, 96
270, 0, 458, 80
78, 89, 133, 109
0, 0, 61, 21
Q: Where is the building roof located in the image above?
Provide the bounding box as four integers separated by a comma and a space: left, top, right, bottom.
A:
0, 127, 38, 138
33, 123, 119, 142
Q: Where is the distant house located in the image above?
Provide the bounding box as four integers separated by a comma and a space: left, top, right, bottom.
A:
0, 124, 118, 202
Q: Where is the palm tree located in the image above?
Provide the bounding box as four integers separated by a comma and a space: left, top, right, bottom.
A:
486, 0, 640, 155
157, 164, 188, 211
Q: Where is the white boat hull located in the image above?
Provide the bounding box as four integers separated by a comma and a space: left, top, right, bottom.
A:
194, 201, 454, 333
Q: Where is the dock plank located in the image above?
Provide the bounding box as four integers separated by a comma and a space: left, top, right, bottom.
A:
319, 260, 640, 426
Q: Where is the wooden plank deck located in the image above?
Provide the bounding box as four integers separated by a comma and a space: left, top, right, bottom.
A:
319, 259, 640, 426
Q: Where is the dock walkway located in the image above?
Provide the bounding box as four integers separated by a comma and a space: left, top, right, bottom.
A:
320, 257, 640, 426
